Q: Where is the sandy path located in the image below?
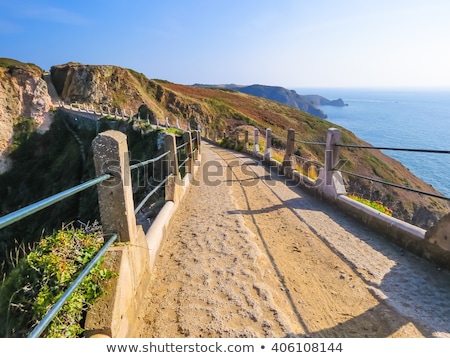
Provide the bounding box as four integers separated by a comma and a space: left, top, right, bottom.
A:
135, 142, 450, 338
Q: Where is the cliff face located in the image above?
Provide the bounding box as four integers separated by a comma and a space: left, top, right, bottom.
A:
50, 63, 212, 128
0, 59, 52, 173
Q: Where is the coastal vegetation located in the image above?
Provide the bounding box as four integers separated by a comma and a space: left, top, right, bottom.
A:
0, 222, 113, 337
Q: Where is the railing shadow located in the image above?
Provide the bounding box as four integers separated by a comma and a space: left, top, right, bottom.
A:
217, 147, 450, 337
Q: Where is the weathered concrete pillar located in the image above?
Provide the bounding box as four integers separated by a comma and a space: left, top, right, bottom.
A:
164, 133, 180, 202
165, 117, 169, 128
283, 128, 295, 176
244, 130, 249, 151
253, 128, 260, 153
92, 130, 137, 243
194, 130, 201, 159
318, 128, 346, 198
182, 131, 193, 174
264, 128, 272, 162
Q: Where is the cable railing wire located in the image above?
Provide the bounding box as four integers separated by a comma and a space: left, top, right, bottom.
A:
335, 143, 450, 154
293, 139, 326, 146
336, 169, 450, 201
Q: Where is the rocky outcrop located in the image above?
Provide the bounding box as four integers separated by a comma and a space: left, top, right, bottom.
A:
0, 60, 52, 173
51, 63, 144, 110
303, 95, 348, 107
193, 83, 347, 118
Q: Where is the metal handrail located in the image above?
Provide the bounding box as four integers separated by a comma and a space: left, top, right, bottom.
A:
0, 174, 111, 230
28, 233, 119, 338
134, 174, 173, 214
130, 150, 171, 171
176, 141, 189, 151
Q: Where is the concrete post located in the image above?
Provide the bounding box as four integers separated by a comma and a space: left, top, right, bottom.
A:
194, 130, 201, 159
164, 133, 180, 202
325, 128, 341, 184
264, 128, 272, 162
182, 131, 193, 174
283, 128, 295, 176
92, 130, 137, 243
253, 128, 260, 153
318, 128, 346, 198
244, 130, 249, 151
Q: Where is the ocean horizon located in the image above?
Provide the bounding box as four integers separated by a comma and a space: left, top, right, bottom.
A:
293, 87, 450, 198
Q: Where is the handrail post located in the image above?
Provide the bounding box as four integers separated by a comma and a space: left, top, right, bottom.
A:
194, 130, 201, 159
283, 128, 295, 176
253, 128, 260, 153
182, 131, 193, 174
92, 130, 137, 243
318, 128, 346, 198
325, 128, 341, 185
264, 128, 272, 163
164, 133, 180, 201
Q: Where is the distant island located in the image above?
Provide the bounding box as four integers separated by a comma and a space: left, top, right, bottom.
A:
192, 83, 347, 119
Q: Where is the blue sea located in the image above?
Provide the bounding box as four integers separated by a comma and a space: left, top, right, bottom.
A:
294, 88, 450, 197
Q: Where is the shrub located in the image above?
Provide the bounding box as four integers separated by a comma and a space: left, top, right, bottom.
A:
0, 222, 114, 337
348, 195, 393, 216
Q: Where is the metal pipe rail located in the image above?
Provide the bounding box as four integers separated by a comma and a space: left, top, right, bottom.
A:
134, 174, 173, 214
130, 150, 171, 171
0, 173, 115, 338
0, 174, 111, 230
337, 169, 450, 201
178, 156, 190, 170
176, 141, 189, 151
28, 233, 119, 338
335, 143, 450, 154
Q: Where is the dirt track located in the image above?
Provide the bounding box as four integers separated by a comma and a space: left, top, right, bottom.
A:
135, 142, 450, 338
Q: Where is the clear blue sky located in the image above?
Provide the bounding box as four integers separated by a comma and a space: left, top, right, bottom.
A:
1, 0, 450, 88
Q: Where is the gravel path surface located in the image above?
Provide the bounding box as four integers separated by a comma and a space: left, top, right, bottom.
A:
135, 142, 450, 338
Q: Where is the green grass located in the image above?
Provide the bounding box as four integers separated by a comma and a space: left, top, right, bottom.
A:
348, 195, 393, 216
0, 222, 114, 338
